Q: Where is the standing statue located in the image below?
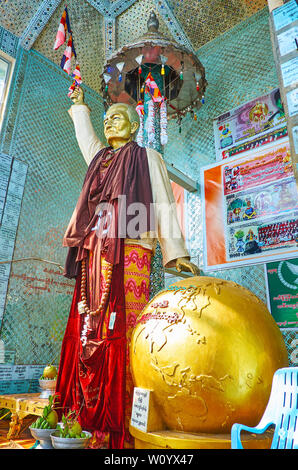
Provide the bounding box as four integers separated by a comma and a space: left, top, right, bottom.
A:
55, 86, 200, 449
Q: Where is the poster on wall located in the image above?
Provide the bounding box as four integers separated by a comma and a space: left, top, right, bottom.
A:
265, 257, 298, 329
213, 88, 287, 161
201, 137, 298, 271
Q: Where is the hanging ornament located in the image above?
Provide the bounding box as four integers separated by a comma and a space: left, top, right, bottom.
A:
135, 54, 143, 75
103, 73, 111, 93
180, 60, 184, 80
201, 95, 205, 104
116, 61, 125, 82
136, 100, 145, 147
160, 55, 168, 76
195, 72, 200, 92
160, 98, 168, 146
177, 115, 182, 134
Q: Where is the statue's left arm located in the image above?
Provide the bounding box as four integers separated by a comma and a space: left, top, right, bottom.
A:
146, 148, 200, 275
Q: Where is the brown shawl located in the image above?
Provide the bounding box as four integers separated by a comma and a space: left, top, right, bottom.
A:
63, 141, 154, 278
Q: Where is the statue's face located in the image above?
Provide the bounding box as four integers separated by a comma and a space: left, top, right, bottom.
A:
104, 104, 138, 148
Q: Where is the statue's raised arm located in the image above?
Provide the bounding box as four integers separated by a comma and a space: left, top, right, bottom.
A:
68, 86, 104, 166
70, 86, 85, 106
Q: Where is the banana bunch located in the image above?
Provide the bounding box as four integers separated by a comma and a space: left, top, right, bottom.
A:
30, 413, 52, 429
30, 395, 58, 430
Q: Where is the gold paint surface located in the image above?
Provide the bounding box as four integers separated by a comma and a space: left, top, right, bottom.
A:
130, 276, 289, 434
130, 425, 273, 449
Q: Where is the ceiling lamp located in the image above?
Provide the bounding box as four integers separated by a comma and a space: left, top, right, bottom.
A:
100, 11, 207, 120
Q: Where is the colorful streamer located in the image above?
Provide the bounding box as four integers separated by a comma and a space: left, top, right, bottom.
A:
53, 6, 71, 50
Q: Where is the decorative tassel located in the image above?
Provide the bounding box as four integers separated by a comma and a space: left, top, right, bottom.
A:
116, 61, 125, 82
160, 55, 168, 77
136, 100, 144, 147
135, 54, 143, 75
160, 99, 168, 146
180, 60, 184, 80
147, 99, 155, 146
103, 73, 111, 94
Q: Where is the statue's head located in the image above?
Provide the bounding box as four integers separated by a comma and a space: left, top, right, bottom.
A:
104, 103, 140, 149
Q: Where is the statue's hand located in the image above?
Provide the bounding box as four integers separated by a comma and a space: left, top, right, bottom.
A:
176, 257, 200, 276
70, 86, 84, 105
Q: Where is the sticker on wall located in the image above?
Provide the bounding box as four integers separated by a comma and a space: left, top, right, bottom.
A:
213, 88, 287, 161
287, 88, 298, 117
272, 0, 298, 32
201, 137, 298, 271
277, 26, 298, 56
293, 126, 298, 154
280, 56, 298, 88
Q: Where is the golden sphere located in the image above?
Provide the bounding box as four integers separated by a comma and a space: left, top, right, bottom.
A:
130, 276, 289, 434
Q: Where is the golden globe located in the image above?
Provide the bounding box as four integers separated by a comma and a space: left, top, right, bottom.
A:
130, 277, 288, 433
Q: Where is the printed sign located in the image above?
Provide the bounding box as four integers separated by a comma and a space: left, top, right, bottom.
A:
213, 88, 287, 161
201, 137, 298, 271
293, 126, 298, 153
277, 26, 298, 56
265, 258, 298, 329
281, 57, 298, 88
273, 0, 298, 31
130, 387, 151, 432
287, 88, 298, 117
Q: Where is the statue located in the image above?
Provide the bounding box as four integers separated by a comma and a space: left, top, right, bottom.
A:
55, 86, 200, 449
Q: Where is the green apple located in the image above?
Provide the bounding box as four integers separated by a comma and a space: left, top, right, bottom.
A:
46, 409, 58, 428
42, 364, 57, 379
69, 421, 82, 438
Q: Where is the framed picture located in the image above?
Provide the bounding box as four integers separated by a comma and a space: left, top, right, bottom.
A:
0, 51, 15, 132
201, 137, 298, 271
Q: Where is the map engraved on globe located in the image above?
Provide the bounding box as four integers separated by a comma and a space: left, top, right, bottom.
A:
130, 277, 289, 433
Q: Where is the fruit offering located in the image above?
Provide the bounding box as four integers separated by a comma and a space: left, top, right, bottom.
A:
56, 411, 88, 439
30, 395, 58, 429
40, 364, 58, 380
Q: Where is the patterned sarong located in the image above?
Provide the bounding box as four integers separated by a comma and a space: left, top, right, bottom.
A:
56, 242, 152, 449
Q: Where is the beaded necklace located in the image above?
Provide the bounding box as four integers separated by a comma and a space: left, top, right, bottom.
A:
78, 147, 120, 316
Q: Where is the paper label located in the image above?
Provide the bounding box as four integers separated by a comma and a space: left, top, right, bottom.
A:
108, 311, 117, 330
130, 387, 150, 432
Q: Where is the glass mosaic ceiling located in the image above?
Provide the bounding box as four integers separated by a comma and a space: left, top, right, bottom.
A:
0, 0, 269, 94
